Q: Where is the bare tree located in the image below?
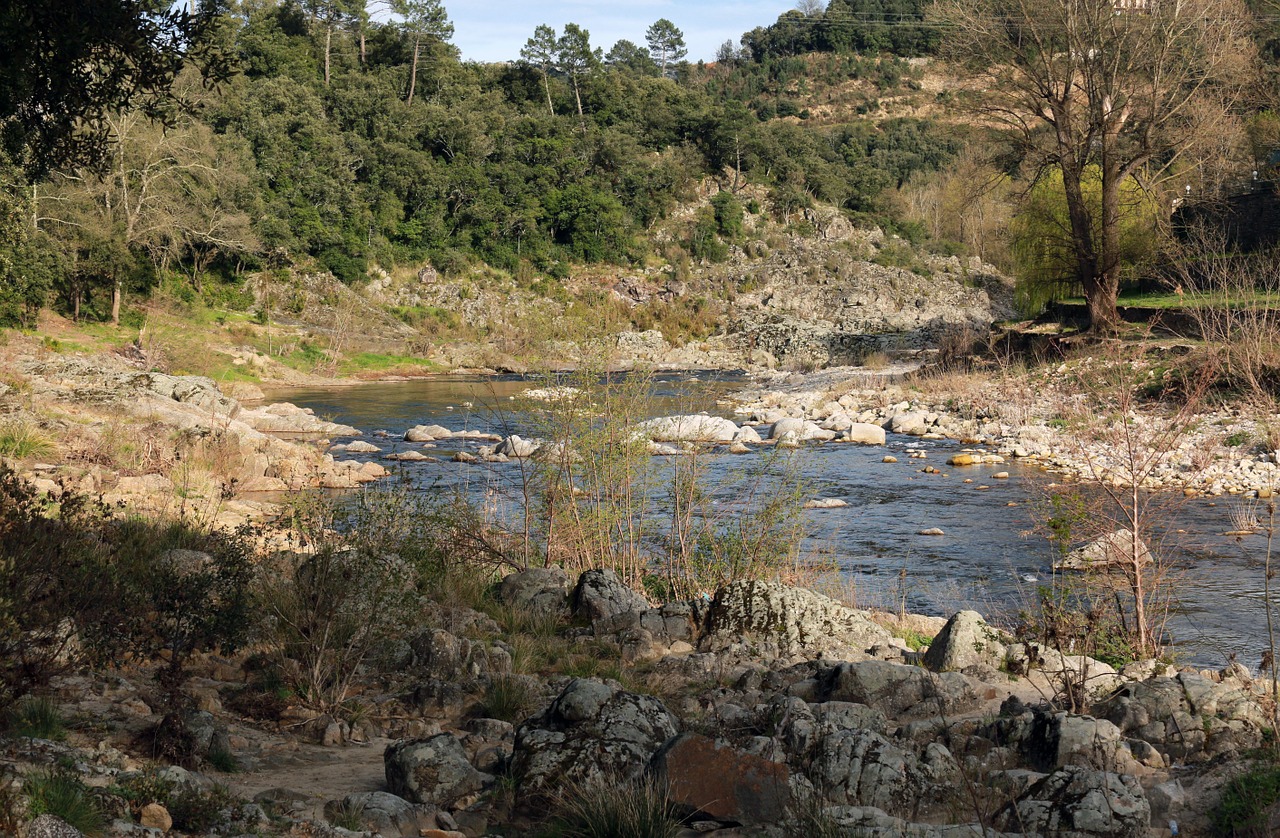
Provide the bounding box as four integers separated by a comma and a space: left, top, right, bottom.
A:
934, 0, 1257, 332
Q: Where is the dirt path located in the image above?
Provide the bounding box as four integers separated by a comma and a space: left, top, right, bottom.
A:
226, 737, 392, 823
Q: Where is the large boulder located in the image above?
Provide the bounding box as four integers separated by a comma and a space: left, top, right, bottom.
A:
651, 733, 790, 823
498, 567, 572, 614
323, 792, 439, 837
495, 435, 540, 457
702, 581, 892, 663
769, 417, 837, 441
572, 569, 648, 625
842, 423, 887, 445
405, 424, 452, 442
24, 815, 85, 838
1005, 643, 1123, 704
511, 678, 680, 802
819, 806, 1018, 837
1055, 529, 1151, 572
384, 734, 489, 807
776, 697, 889, 756
922, 610, 1007, 673
638, 415, 740, 442
814, 660, 979, 720
803, 728, 927, 813
889, 411, 931, 436
983, 708, 1138, 773
995, 766, 1150, 837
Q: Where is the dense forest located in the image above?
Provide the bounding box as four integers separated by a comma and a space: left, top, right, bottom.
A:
0, 0, 971, 327
0, 0, 1276, 329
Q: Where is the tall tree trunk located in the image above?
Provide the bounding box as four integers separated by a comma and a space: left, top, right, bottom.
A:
111, 279, 121, 326
572, 75, 585, 132
324, 24, 333, 85
542, 69, 554, 116
359, 29, 366, 66
407, 37, 420, 105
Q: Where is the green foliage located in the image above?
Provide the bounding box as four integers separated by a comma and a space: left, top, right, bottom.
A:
552, 777, 680, 838
0, 467, 255, 713
1212, 764, 1280, 836
1012, 166, 1162, 314
166, 783, 239, 833
480, 675, 536, 723
0, 421, 55, 459
741, 0, 940, 61
1225, 431, 1252, 447
23, 769, 104, 836
260, 490, 427, 713
5, 696, 65, 740
0, 1, 970, 326
113, 768, 240, 833
710, 192, 744, 241
688, 208, 729, 262
0, 232, 63, 328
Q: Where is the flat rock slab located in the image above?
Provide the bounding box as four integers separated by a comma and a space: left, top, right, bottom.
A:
652, 733, 790, 823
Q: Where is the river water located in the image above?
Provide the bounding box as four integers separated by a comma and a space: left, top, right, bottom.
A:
263, 373, 1273, 670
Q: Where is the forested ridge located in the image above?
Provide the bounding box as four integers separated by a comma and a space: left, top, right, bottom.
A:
0, 0, 1276, 334
0, 0, 976, 328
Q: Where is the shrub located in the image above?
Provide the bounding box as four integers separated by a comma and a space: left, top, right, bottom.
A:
1212, 764, 1280, 837
108, 520, 256, 712
23, 770, 104, 836
0, 468, 121, 705
479, 675, 535, 723
0, 421, 55, 459
259, 492, 422, 714
553, 777, 679, 838
5, 696, 64, 740
167, 784, 238, 833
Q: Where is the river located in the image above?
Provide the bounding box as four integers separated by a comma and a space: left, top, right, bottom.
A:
263, 373, 1273, 670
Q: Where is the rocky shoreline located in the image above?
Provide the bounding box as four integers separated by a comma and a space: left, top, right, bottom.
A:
728, 364, 1280, 500
5, 351, 1280, 837
7, 568, 1275, 837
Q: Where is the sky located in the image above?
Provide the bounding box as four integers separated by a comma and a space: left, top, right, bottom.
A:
438, 0, 798, 64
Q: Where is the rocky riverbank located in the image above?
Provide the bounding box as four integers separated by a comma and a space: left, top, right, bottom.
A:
5, 569, 1275, 837
729, 360, 1280, 500
0, 350, 392, 529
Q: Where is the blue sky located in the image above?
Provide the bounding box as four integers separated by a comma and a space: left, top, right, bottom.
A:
441, 0, 796, 64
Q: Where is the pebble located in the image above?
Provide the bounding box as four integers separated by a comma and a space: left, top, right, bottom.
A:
918, 527, 945, 536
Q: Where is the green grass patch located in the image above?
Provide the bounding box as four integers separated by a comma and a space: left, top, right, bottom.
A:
24, 770, 104, 836
1058, 290, 1280, 310
338, 352, 440, 376
0, 421, 55, 460
1212, 764, 1280, 837
5, 696, 65, 740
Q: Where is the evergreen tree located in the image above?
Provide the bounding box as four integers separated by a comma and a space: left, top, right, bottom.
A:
644, 19, 687, 78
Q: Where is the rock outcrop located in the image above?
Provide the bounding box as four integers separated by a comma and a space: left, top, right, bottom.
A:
511, 678, 680, 802
384, 734, 490, 807
702, 580, 893, 662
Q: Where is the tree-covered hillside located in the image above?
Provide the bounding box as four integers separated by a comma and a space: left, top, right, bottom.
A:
0, 0, 965, 327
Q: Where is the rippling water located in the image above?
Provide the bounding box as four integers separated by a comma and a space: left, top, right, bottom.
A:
262, 374, 1273, 669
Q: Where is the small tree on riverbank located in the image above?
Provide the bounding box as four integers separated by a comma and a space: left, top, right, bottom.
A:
1044, 346, 1211, 660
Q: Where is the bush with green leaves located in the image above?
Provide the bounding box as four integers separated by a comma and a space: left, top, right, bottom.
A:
1212, 763, 1280, 837
0, 467, 255, 722
260, 491, 424, 714
0, 468, 122, 705
23, 769, 104, 836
